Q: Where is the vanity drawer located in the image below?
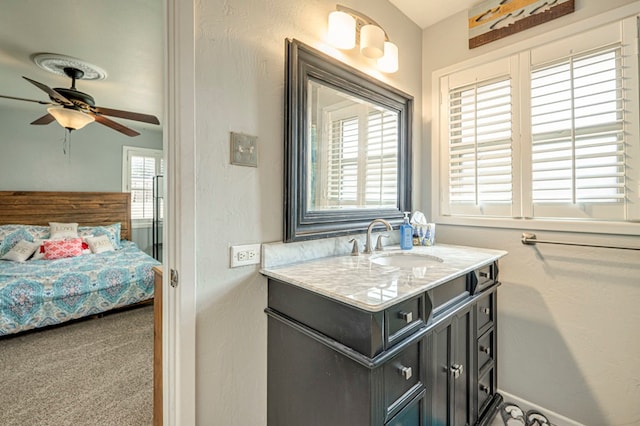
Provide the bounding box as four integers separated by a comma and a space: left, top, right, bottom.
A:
386, 389, 426, 426
476, 292, 495, 332
431, 274, 469, 316
477, 367, 495, 415
477, 328, 495, 372
469, 262, 498, 294
383, 340, 424, 420
385, 295, 429, 348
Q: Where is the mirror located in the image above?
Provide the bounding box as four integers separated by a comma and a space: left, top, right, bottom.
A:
284, 39, 413, 242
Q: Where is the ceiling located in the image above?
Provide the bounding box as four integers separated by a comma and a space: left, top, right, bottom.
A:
0, 0, 163, 132
390, 0, 479, 29
0, 0, 474, 134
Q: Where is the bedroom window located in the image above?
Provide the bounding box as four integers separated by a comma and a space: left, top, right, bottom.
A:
122, 147, 164, 226
436, 16, 640, 226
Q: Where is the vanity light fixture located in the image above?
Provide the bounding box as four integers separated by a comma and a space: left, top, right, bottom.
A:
327, 5, 399, 73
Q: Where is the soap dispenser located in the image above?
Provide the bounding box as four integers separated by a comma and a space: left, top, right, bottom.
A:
400, 211, 413, 250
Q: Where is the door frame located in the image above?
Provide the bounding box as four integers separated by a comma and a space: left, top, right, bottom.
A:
164, 0, 196, 424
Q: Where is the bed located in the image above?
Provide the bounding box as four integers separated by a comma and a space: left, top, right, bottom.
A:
0, 191, 160, 336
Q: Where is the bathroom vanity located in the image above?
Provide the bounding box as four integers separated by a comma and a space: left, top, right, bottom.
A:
262, 244, 507, 426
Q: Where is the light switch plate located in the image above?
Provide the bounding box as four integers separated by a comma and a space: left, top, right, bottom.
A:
230, 132, 258, 167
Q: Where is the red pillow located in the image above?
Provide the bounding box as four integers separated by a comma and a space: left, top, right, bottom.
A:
44, 238, 83, 260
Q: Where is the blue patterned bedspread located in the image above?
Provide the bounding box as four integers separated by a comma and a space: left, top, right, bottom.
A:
0, 241, 160, 336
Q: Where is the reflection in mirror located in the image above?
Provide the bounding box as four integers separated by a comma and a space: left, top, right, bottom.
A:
284, 39, 413, 242
307, 79, 398, 211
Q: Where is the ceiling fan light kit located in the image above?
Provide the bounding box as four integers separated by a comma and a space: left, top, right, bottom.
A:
47, 106, 95, 130
0, 53, 160, 137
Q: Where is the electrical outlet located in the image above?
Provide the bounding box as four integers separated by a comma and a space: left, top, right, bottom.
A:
230, 244, 261, 268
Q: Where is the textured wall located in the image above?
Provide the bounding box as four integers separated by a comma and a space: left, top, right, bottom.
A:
0, 106, 162, 192
193, 0, 422, 424
422, 1, 640, 424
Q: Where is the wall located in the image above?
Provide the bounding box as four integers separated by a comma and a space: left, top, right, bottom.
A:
193, 0, 422, 424
422, 1, 640, 424
0, 105, 162, 191
0, 104, 163, 251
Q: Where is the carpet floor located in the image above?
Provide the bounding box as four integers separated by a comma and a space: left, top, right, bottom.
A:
0, 304, 153, 426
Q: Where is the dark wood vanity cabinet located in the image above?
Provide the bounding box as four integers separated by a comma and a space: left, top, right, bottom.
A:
265, 263, 501, 426
430, 305, 473, 426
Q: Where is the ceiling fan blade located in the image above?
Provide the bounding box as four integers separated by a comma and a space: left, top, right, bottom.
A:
30, 113, 56, 125
22, 76, 74, 106
92, 113, 140, 137
93, 106, 160, 125
0, 94, 54, 105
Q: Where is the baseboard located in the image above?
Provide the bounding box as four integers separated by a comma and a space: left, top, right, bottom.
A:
498, 389, 586, 426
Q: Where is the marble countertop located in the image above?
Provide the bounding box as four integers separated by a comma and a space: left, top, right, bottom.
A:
261, 244, 507, 312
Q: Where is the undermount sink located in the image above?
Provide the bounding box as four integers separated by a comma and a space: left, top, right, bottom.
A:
369, 251, 444, 268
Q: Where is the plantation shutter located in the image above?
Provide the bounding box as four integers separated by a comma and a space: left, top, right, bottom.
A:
327, 116, 359, 206
130, 155, 156, 220
366, 110, 398, 207
325, 108, 399, 208
530, 45, 627, 220
447, 76, 513, 216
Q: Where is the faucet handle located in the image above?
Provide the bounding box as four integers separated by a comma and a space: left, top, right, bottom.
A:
349, 238, 360, 256
376, 234, 389, 251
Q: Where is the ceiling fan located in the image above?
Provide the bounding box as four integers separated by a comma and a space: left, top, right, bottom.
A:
0, 66, 160, 137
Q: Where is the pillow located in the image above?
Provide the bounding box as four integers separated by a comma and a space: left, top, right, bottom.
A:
85, 234, 115, 254
0, 240, 40, 262
0, 225, 50, 247
32, 237, 90, 260
44, 238, 83, 260
79, 223, 121, 249
49, 222, 79, 239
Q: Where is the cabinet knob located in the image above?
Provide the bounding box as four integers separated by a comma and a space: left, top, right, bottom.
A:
481, 307, 490, 315
450, 364, 464, 379
479, 384, 491, 394
398, 366, 413, 380
480, 346, 491, 355
398, 311, 413, 323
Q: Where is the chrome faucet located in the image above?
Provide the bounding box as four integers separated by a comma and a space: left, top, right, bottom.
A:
364, 218, 392, 254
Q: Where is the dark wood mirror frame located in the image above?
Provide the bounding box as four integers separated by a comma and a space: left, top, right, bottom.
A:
284, 38, 413, 242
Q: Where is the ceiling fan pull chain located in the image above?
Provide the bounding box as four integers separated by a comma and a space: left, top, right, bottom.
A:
62, 129, 72, 161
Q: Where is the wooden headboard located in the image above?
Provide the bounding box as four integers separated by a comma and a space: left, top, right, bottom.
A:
0, 191, 132, 241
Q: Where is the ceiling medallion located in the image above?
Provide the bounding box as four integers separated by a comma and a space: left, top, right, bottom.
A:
31, 53, 107, 80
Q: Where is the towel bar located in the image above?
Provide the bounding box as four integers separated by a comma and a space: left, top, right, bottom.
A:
521, 232, 640, 251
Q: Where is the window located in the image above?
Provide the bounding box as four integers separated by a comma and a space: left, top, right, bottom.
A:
316, 104, 399, 209
448, 77, 513, 214
122, 147, 164, 226
436, 16, 640, 227
529, 46, 626, 220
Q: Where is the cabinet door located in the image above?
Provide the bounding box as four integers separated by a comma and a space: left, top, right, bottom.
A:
429, 306, 472, 426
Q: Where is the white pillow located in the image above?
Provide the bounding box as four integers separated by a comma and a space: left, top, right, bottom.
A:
49, 222, 79, 239
1, 240, 40, 262
32, 239, 47, 260
85, 234, 115, 254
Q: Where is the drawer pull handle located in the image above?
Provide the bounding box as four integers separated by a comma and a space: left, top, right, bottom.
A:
481, 307, 491, 315
450, 364, 464, 379
479, 271, 489, 278
479, 384, 491, 394
399, 366, 412, 380
480, 346, 491, 355
398, 311, 413, 323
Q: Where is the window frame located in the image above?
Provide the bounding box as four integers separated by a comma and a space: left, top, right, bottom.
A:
431, 9, 640, 236
122, 146, 164, 228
